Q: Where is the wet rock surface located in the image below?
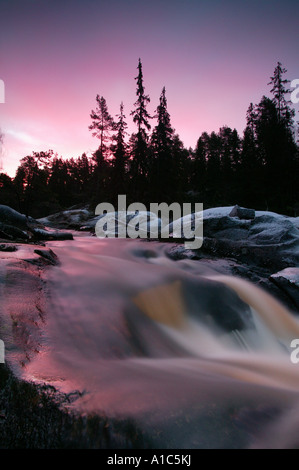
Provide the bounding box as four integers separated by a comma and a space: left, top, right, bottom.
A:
38, 207, 92, 230
164, 206, 299, 313
201, 208, 299, 269
33, 248, 60, 266
229, 204, 255, 220
270, 268, 299, 311
0, 205, 73, 243
0, 244, 18, 252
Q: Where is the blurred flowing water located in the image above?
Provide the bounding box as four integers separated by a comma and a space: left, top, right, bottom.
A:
17, 235, 299, 448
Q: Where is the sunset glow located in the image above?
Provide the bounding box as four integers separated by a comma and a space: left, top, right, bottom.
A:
0, 0, 298, 176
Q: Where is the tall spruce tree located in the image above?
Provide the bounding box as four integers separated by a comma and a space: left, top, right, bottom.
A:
89, 95, 115, 203
171, 134, 190, 203
191, 133, 207, 201
255, 93, 298, 212
218, 126, 241, 203
110, 102, 128, 204
205, 132, 222, 206
266, 64, 298, 213
15, 150, 54, 217
150, 86, 174, 202
48, 157, 70, 209
130, 59, 152, 201
268, 62, 295, 127
239, 103, 263, 207
89, 95, 115, 163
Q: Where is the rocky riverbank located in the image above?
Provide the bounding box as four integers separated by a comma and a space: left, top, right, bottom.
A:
0, 205, 73, 243
0, 204, 299, 448
0, 239, 153, 448
39, 203, 299, 313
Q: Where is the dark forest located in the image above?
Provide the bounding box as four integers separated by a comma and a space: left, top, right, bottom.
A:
1, 60, 298, 218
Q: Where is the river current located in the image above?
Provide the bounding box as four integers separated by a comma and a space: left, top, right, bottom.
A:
15, 234, 299, 448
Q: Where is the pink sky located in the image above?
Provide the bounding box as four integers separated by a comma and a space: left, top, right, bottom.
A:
0, 0, 298, 176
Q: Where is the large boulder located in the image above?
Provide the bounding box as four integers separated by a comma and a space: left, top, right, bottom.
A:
229, 205, 255, 220
38, 207, 92, 230
165, 206, 299, 282
0, 205, 73, 242
0, 205, 30, 230
270, 268, 299, 311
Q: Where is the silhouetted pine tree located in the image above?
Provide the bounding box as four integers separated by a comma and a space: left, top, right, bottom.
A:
90, 148, 111, 204
67, 153, 93, 204
89, 95, 115, 204
205, 132, 222, 206
218, 126, 241, 203
191, 133, 207, 201
267, 63, 298, 211
130, 59, 152, 201
268, 62, 295, 126
171, 134, 190, 202
239, 103, 263, 208
0, 172, 17, 209
14, 150, 54, 217
110, 102, 129, 205
89, 95, 115, 160
48, 157, 70, 209
254, 92, 298, 212
150, 86, 175, 202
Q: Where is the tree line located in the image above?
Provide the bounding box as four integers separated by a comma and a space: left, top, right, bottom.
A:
0, 60, 298, 218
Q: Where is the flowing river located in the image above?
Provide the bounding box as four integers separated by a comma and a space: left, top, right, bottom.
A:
3, 233, 299, 448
